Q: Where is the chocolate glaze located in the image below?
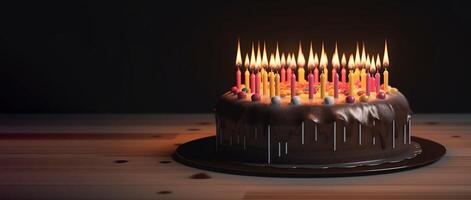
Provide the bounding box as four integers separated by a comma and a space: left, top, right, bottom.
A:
215, 92, 417, 166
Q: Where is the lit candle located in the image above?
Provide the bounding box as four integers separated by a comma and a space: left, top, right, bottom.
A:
360, 43, 367, 90
249, 43, 257, 93
307, 42, 315, 99
348, 54, 355, 96
286, 54, 292, 84
280, 53, 286, 83
375, 55, 381, 94
314, 53, 319, 84
341, 53, 347, 84
297, 42, 306, 83
236, 39, 242, 89
321, 42, 328, 81
255, 70, 261, 95
320, 50, 328, 99
332, 43, 340, 99
383, 40, 390, 92
354, 42, 361, 84
370, 57, 376, 94
366, 56, 373, 96
275, 52, 281, 96
269, 54, 275, 97
244, 53, 250, 90
260, 43, 269, 96
290, 53, 297, 97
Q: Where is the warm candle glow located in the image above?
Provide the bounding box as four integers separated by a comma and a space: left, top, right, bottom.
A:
370, 56, 376, 72
262, 42, 268, 69
376, 54, 381, 69
355, 42, 361, 68
308, 42, 315, 70
332, 43, 340, 69
281, 53, 286, 68
361, 42, 366, 68
244, 54, 250, 69
236, 39, 242, 67
348, 54, 355, 70
383, 40, 389, 67
314, 53, 319, 68
250, 43, 256, 70
366, 55, 370, 70
297, 42, 306, 68
275, 43, 281, 69
287, 54, 292, 67
341, 53, 347, 67
290, 53, 297, 69
256, 42, 262, 69
269, 53, 275, 69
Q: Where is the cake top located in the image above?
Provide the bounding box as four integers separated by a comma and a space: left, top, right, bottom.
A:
231, 40, 393, 106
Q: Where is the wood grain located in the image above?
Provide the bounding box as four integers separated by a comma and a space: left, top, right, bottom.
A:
0, 114, 469, 200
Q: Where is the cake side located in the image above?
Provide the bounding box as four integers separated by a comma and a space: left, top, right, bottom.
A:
215, 91, 416, 166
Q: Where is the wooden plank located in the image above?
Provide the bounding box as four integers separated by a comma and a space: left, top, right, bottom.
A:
0, 114, 469, 199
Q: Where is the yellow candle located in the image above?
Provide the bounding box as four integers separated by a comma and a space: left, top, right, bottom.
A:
269, 71, 275, 97
383, 40, 390, 92
320, 72, 326, 99
275, 73, 280, 96
262, 69, 268, 96
349, 70, 354, 96
298, 67, 305, 83
360, 68, 366, 89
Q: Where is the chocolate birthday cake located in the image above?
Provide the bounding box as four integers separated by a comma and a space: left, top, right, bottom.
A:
214, 41, 421, 168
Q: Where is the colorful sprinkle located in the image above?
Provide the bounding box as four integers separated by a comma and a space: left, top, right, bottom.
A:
291, 96, 301, 105
324, 96, 335, 105
237, 91, 247, 99
346, 96, 355, 103
251, 93, 261, 102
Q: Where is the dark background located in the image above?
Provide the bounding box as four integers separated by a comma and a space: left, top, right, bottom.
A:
0, 0, 470, 113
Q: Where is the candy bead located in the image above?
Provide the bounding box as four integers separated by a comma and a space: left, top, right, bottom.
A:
241, 87, 249, 93
251, 94, 261, 102
376, 92, 386, 99
324, 96, 335, 105
357, 90, 365, 96
360, 95, 369, 102
291, 96, 301, 105
271, 96, 282, 105
346, 96, 355, 103
389, 88, 398, 94
231, 86, 239, 94
237, 91, 247, 99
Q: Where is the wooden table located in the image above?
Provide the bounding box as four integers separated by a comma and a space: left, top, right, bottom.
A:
0, 114, 470, 200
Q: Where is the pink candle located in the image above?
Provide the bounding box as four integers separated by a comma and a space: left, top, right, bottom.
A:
366, 73, 370, 96
341, 67, 346, 84
332, 68, 337, 84
375, 72, 381, 93
255, 72, 261, 95
287, 68, 292, 80
314, 68, 319, 84
250, 72, 256, 94
291, 73, 296, 97
308, 73, 314, 99
236, 69, 241, 89
370, 76, 376, 92
281, 67, 286, 83
334, 72, 339, 99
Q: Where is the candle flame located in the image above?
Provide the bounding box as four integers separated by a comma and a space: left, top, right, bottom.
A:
383, 40, 389, 67
355, 42, 361, 68
250, 43, 256, 69
269, 53, 275, 69
275, 43, 281, 68
236, 39, 242, 67
286, 53, 291, 67
341, 53, 347, 67
365, 54, 370, 70
314, 53, 319, 68
244, 53, 250, 69
376, 54, 381, 68
262, 42, 268, 68
281, 53, 286, 67
348, 54, 355, 70
256, 42, 262, 69
307, 42, 315, 69
361, 42, 366, 68
297, 42, 305, 68
370, 56, 376, 72
321, 42, 325, 58
290, 53, 297, 69
332, 43, 340, 69
320, 50, 328, 70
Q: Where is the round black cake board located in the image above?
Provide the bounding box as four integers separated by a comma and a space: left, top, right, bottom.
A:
173, 136, 446, 177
